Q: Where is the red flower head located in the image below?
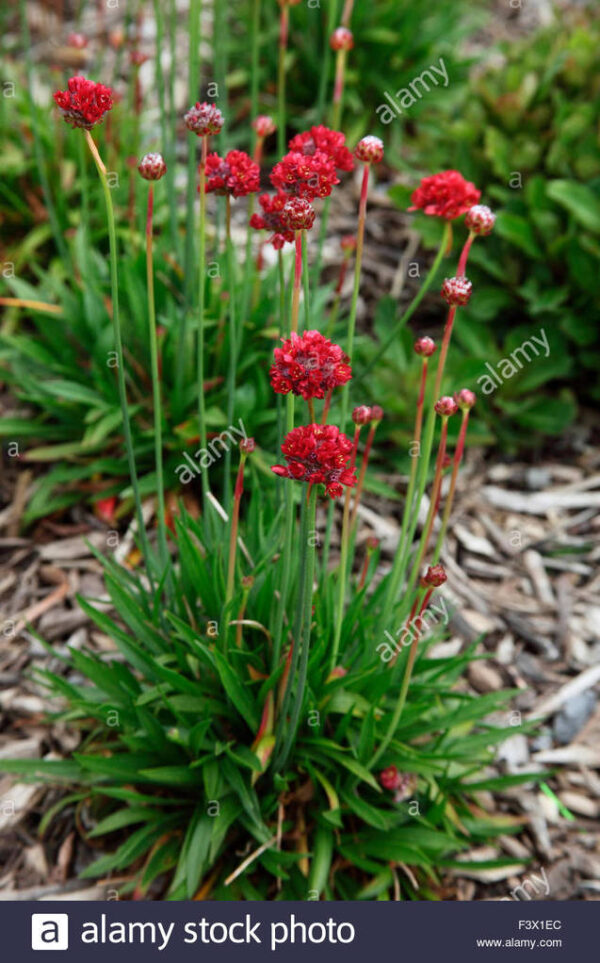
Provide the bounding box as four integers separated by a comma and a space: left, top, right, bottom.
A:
281, 197, 315, 231
352, 405, 372, 426
434, 396, 459, 418
370, 405, 384, 423
341, 234, 357, 254
354, 135, 384, 164
288, 125, 354, 173
272, 424, 357, 499
138, 152, 167, 181
454, 388, 476, 411
270, 150, 339, 200
67, 32, 88, 49
270, 330, 352, 400
330, 27, 354, 51
204, 150, 260, 197
53, 75, 114, 129
409, 170, 481, 220
465, 204, 496, 236
249, 192, 295, 249
414, 336, 436, 358
441, 275, 472, 307
184, 101, 224, 136
253, 114, 276, 138
421, 564, 447, 587
379, 766, 402, 791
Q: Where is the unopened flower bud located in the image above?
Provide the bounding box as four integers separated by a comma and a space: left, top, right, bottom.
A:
138, 152, 167, 180
414, 336, 436, 358
67, 32, 88, 49
352, 405, 372, 426
441, 275, 472, 306
184, 101, 224, 136
355, 135, 384, 164
379, 765, 402, 791
240, 437, 256, 454
370, 404, 384, 423
281, 197, 315, 231
330, 27, 354, 51
421, 564, 447, 587
442, 454, 452, 469
130, 51, 149, 67
253, 114, 276, 138
465, 204, 495, 236
454, 388, 476, 410
434, 396, 459, 417
241, 575, 254, 590
341, 234, 357, 254
366, 535, 379, 551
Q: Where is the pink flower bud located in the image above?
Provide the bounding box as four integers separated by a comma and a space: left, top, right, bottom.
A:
253, 114, 276, 138
352, 405, 372, 426
454, 388, 476, 410
366, 535, 380, 551
441, 275, 472, 307
130, 51, 149, 67
370, 404, 384, 423
434, 396, 459, 417
354, 135, 384, 165
465, 204, 496, 236
138, 152, 167, 180
421, 564, 447, 587
184, 102, 224, 136
379, 765, 402, 791
281, 197, 315, 231
330, 27, 354, 51
414, 336, 436, 358
240, 438, 256, 454
340, 234, 357, 254
67, 32, 88, 49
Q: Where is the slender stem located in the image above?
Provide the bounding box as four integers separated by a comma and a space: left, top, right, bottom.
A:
315, 0, 337, 124
272, 392, 295, 671
277, 5, 289, 157
84, 131, 153, 578
276, 483, 318, 770
380, 358, 429, 625
226, 450, 247, 604
197, 135, 210, 508
290, 230, 303, 334
145, 183, 168, 572
301, 231, 310, 332
371, 587, 432, 768
405, 415, 450, 597
340, 163, 369, 431
330, 49, 347, 130
432, 409, 470, 564
224, 195, 238, 506
307, 398, 315, 423
359, 223, 450, 384
330, 426, 360, 671
349, 418, 379, 532
153, 0, 178, 251
249, 0, 261, 152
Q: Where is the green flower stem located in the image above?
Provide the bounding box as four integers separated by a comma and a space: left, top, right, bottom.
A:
379, 357, 429, 628
301, 232, 311, 332
349, 417, 379, 533
277, 4, 289, 157
358, 222, 450, 384
330, 49, 347, 131
315, 0, 337, 124
224, 195, 238, 506
290, 231, 303, 335
197, 135, 210, 509
250, 0, 261, 150
371, 587, 432, 769
432, 408, 470, 564
145, 183, 168, 572
276, 483, 318, 770
153, 0, 178, 251
84, 130, 153, 579
225, 449, 248, 605
340, 162, 369, 431
330, 426, 360, 671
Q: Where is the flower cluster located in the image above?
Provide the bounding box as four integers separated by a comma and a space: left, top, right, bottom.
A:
270, 330, 351, 400
138, 152, 167, 181
53, 76, 114, 129
281, 198, 315, 231
441, 275, 472, 307
204, 150, 260, 197
410, 170, 481, 220
250, 192, 295, 249
184, 101, 224, 136
288, 125, 354, 173
270, 150, 339, 200
272, 424, 357, 498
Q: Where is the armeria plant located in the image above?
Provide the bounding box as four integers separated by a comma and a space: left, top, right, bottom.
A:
1, 11, 539, 901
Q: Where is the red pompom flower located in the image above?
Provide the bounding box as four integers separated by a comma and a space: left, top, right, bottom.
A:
409, 170, 481, 220
288, 125, 354, 173
270, 330, 351, 400
270, 150, 339, 200
204, 150, 260, 197
272, 424, 357, 498
53, 76, 114, 129
249, 192, 295, 249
